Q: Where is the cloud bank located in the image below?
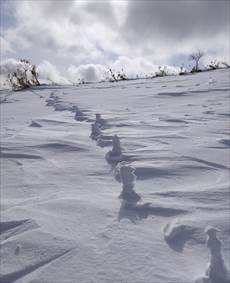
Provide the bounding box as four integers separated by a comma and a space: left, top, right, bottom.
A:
1, 0, 229, 83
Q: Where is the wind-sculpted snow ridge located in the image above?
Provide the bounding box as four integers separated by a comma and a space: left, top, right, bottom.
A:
195, 227, 230, 283
29, 120, 42, 128
116, 162, 141, 206
96, 137, 113, 148
95, 113, 107, 127
89, 114, 113, 147
0, 68, 229, 283
74, 109, 88, 121
87, 108, 189, 218
105, 135, 124, 163
90, 123, 103, 140
0, 219, 39, 241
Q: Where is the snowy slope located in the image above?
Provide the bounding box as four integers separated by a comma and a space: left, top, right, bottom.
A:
1, 69, 229, 283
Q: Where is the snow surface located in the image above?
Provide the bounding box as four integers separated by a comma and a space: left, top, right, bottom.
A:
1, 69, 229, 283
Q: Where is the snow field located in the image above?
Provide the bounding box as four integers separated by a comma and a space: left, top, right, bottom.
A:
0, 68, 229, 282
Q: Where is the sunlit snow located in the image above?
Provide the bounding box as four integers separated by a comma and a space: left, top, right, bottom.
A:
1, 69, 229, 283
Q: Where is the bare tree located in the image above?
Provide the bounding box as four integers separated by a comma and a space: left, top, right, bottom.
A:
189, 50, 205, 72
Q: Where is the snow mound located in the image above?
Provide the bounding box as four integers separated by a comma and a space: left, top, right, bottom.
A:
163, 218, 186, 241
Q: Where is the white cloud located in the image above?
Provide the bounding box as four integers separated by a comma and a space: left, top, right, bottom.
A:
0, 58, 21, 90
36, 60, 70, 84
118, 1, 229, 58
1, 1, 229, 80
110, 56, 158, 78
0, 58, 21, 75
68, 64, 108, 82
67, 57, 182, 82
0, 36, 15, 55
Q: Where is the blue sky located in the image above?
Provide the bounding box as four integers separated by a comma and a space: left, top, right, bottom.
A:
1, 0, 229, 84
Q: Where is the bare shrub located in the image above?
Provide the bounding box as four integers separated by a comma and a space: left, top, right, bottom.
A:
221, 60, 230, 68
205, 59, 220, 70
155, 66, 169, 77
101, 69, 126, 83
5, 59, 40, 91
179, 64, 189, 75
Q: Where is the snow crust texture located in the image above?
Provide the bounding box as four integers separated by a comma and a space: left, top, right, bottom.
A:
1, 69, 229, 283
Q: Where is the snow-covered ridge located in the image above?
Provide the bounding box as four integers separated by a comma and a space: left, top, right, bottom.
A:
1, 69, 229, 282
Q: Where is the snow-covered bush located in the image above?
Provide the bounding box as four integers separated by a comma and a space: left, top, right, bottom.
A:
155, 66, 170, 76
205, 58, 229, 69
5, 59, 40, 91
179, 64, 189, 75
221, 60, 230, 68
205, 58, 230, 70
205, 60, 221, 70
100, 69, 126, 83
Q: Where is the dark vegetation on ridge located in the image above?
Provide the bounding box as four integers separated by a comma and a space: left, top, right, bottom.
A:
1, 51, 229, 91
